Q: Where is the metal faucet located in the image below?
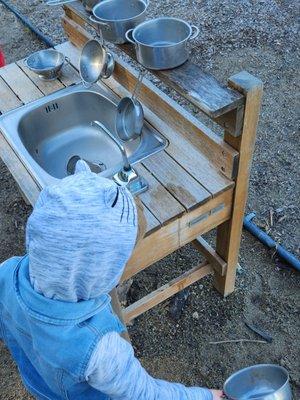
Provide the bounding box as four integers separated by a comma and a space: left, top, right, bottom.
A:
92, 120, 131, 172
92, 120, 148, 195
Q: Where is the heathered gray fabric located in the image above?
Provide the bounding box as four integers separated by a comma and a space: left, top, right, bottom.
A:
26, 165, 138, 302
86, 332, 213, 400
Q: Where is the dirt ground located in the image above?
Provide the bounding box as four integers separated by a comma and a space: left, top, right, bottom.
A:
0, 0, 299, 398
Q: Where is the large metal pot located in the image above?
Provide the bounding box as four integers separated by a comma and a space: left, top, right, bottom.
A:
125, 17, 199, 70
223, 364, 292, 400
90, 0, 149, 44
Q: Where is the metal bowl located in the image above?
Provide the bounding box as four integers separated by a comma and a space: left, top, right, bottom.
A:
79, 39, 115, 85
25, 49, 68, 81
223, 364, 292, 400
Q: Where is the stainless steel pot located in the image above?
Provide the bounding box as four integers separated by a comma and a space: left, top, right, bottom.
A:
125, 17, 199, 70
223, 364, 292, 400
24, 49, 69, 80
90, 0, 149, 44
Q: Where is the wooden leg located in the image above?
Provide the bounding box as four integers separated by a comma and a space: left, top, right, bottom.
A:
110, 288, 131, 343
214, 71, 263, 296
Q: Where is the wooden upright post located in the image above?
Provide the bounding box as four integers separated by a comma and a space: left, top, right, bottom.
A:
214, 71, 263, 296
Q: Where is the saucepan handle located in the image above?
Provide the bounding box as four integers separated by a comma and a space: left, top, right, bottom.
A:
89, 15, 110, 28
125, 29, 136, 45
189, 25, 200, 40
45, 0, 75, 6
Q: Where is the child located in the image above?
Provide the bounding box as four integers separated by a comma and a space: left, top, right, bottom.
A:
0, 161, 223, 399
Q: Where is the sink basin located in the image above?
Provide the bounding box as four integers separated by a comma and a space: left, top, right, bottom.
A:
0, 83, 167, 188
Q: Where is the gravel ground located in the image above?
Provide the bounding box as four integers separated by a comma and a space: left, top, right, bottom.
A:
0, 0, 299, 398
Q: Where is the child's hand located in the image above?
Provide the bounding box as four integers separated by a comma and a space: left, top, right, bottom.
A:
210, 389, 224, 399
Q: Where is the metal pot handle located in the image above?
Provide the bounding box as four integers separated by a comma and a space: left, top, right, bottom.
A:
125, 29, 136, 45
89, 15, 110, 28
64, 56, 70, 65
189, 25, 200, 40
45, 0, 75, 6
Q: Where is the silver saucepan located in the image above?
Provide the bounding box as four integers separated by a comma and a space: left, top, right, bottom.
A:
223, 364, 292, 400
125, 17, 199, 70
90, 0, 149, 44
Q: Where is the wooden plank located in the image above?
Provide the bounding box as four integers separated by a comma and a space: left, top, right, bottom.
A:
192, 237, 227, 276
140, 205, 161, 235
62, 15, 92, 50
180, 188, 233, 246
135, 164, 185, 224
59, 30, 239, 180
0, 76, 22, 113
55, 41, 81, 70
0, 63, 43, 104
143, 151, 211, 211
124, 189, 233, 281
59, 63, 81, 86
65, 2, 245, 119
214, 71, 263, 296
124, 261, 213, 322
16, 59, 64, 95
0, 133, 40, 205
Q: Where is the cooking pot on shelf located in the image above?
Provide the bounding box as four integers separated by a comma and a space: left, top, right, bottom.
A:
90, 0, 149, 44
125, 17, 199, 70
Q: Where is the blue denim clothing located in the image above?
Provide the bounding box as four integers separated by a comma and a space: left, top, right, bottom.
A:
0, 255, 125, 400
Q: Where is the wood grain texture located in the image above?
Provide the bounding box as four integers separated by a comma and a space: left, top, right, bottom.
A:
0, 63, 43, 104
0, 134, 40, 205
192, 237, 227, 276
135, 164, 185, 224
124, 188, 233, 281
16, 59, 64, 95
143, 151, 211, 210
124, 262, 213, 322
65, 2, 244, 119
214, 71, 263, 296
0, 76, 22, 113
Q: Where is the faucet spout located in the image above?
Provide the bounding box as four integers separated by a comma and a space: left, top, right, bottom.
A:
92, 120, 131, 171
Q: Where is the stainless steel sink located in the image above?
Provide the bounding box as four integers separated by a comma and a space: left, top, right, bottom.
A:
0, 83, 167, 188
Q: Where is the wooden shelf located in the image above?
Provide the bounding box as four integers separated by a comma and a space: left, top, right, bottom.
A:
64, 2, 245, 120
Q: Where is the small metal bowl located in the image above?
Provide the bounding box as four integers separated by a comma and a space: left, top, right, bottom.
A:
24, 49, 69, 81
223, 364, 292, 400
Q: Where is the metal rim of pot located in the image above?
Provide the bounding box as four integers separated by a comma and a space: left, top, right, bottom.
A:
125, 17, 199, 48
223, 364, 291, 400
91, 0, 149, 23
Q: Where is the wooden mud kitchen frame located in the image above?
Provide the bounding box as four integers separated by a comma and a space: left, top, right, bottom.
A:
0, 1, 263, 330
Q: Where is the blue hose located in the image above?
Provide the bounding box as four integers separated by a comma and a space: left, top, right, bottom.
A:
243, 212, 300, 272
0, 0, 55, 48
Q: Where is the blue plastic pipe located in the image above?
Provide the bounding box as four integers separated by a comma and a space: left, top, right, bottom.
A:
243, 212, 300, 272
0, 0, 55, 48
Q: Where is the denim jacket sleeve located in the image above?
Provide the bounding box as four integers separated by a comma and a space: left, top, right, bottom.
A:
85, 332, 213, 400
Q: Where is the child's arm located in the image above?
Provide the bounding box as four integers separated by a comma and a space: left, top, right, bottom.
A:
85, 331, 217, 400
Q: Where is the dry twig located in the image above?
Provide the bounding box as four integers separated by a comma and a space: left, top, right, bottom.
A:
209, 339, 268, 345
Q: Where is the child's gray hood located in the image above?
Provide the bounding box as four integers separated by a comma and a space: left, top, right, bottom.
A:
26, 163, 138, 302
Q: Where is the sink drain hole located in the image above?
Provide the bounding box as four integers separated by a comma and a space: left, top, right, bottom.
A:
66, 155, 107, 175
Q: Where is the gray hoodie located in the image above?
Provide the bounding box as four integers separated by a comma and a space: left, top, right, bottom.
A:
26, 161, 213, 400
